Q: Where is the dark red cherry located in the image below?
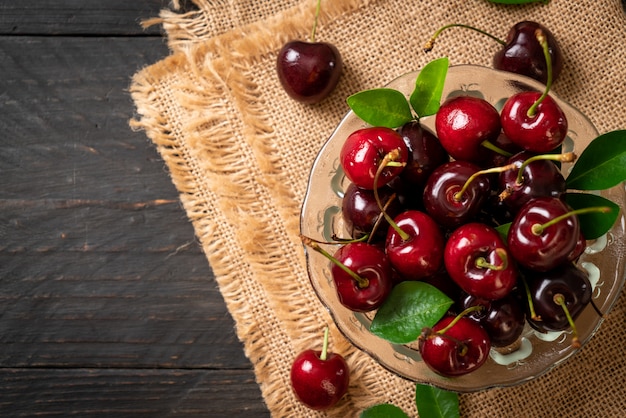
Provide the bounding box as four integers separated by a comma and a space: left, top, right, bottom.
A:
341, 183, 402, 242
397, 121, 449, 188
523, 264, 592, 338
500, 91, 568, 154
435, 95, 501, 164
493, 21, 563, 85
444, 222, 518, 300
290, 328, 349, 410
385, 210, 444, 281
419, 315, 491, 377
459, 292, 525, 348
339, 127, 408, 190
498, 151, 567, 211
423, 160, 491, 229
507, 197, 580, 272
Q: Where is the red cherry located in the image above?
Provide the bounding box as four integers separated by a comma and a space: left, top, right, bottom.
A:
290, 327, 349, 410
385, 210, 445, 281
444, 222, 518, 300
507, 197, 579, 272
339, 127, 408, 190
435, 95, 501, 164
500, 91, 568, 153
419, 315, 491, 377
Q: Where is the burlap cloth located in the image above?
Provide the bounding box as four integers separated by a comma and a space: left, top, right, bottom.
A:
130, 0, 626, 416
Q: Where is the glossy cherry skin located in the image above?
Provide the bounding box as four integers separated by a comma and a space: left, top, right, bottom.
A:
385, 210, 444, 281
498, 151, 566, 211
507, 197, 580, 272
423, 160, 491, 229
340, 127, 408, 190
500, 92, 568, 154
276, 40, 342, 104
397, 121, 449, 189
493, 21, 564, 85
435, 95, 501, 164
459, 292, 525, 347
524, 263, 592, 333
331, 242, 393, 312
290, 348, 349, 410
444, 222, 518, 300
341, 183, 402, 242
419, 315, 491, 377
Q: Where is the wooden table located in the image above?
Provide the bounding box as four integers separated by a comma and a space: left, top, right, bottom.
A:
0, 2, 270, 416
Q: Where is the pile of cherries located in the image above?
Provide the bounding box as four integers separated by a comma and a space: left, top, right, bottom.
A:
305, 34, 606, 379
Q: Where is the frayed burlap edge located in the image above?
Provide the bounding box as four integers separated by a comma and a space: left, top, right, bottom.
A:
130, 1, 419, 417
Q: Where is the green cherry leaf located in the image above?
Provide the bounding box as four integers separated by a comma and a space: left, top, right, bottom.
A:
566, 130, 626, 191
495, 222, 511, 241
410, 57, 449, 118
415, 384, 460, 418
564, 192, 620, 240
346, 88, 413, 128
486, 0, 549, 4
370, 281, 453, 344
360, 404, 410, 418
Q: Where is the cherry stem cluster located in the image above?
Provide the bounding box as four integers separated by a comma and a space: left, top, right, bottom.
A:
527, 29, 553, 118
532, 206, 612, 236
553, 294, 581, 348
424, 23, 505, 53
373, 149, 409, 241
300, 235, 370, 289
454, 163, 518, 202
515, 152, 577, 186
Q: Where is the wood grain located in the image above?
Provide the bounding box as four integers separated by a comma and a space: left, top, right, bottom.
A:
0, 3, 270, 416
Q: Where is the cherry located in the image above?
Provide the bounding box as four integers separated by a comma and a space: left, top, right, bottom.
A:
419, 312, 491, 377
424, 21, 563, 84
301, 237, 393, 312
397, 121, 449, 189
459, 292, 525, 348
435, 95, 501, 164
276, 0, 342, 104
522, 264, 592, 347
500, 29, 568, 153
341, 183, 402, 243
498, 151, 572, 211
290, 327, 349, 410
422, 160, 493, 229
507, 197, 580, 272
339, 126, 408, 190
385, 210, 444, 281
444, 222, 518, 300
493, 21, 563, 85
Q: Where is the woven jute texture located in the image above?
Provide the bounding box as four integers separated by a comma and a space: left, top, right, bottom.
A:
130, 0, 626, 416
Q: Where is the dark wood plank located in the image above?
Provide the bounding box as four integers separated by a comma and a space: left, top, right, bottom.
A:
0, 368, 269, 417
0, 0, 191, 36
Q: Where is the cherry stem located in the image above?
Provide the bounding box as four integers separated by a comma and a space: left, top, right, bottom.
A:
481, 139, 513, 157
515, 152, 577, 185
531, 206, 612, 236
475, 247, 509, 271
527, 29, 553, 118
424, 23, 505, 52
367, 193, 397, 245
553, 293, 581, 348
373, 150, 409, 241
320, 326, 330, 361
300, 235, 370, 288
436, 306, 484, 336
521, 274, 541, 321
310, 0, 322, 43
453, 163, 518, 202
